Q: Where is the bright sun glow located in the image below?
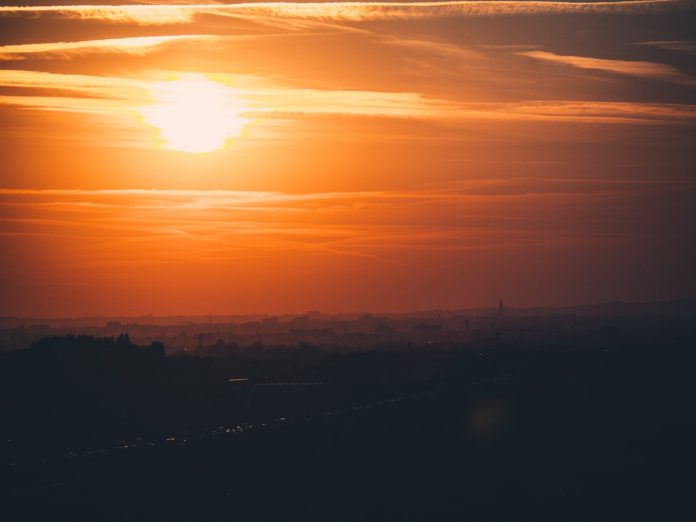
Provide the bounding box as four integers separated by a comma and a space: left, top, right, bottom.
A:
139, 74, 251, 153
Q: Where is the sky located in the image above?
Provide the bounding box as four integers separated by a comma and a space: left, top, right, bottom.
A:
0, 1, 695, 316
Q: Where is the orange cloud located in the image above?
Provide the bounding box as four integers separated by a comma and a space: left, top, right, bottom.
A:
2, 69, 695, 137
0, 35, 219, 61
1, 181, 692, 314
637, 40, 696, 55
518, 50, 696, 85
0, 1, 690, 26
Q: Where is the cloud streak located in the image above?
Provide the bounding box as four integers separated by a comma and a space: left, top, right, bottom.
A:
1, 180, 683, 256
1, 1, 692, 26
637, 40, 696, 55
0, 34, 219, 61
518, 50, 696, 85
1, 69, 695, 131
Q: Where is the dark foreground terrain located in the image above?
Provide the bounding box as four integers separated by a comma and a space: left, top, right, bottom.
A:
1, 312, 695, 521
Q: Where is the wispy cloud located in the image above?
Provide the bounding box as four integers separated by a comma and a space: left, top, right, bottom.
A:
1, 180, 681, 255
517, 50, 696, 85
0, 1, 691, 26
0, 4, 199, 25
1, 69, 695, 130
0, 69, 444, 125
1, 180, 692, 316
636, 40, 696, 55
0, 34, 218, 61
489, 100, 696, 124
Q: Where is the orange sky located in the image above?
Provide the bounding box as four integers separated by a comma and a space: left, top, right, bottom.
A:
0, 1, 695, 316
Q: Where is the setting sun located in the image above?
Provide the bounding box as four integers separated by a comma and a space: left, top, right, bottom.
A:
138, 74, 251, 153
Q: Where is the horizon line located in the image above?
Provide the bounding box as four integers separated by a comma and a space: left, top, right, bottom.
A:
3, 297, 695, 321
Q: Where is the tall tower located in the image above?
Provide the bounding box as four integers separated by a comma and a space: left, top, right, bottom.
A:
499, 299, 504, 317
